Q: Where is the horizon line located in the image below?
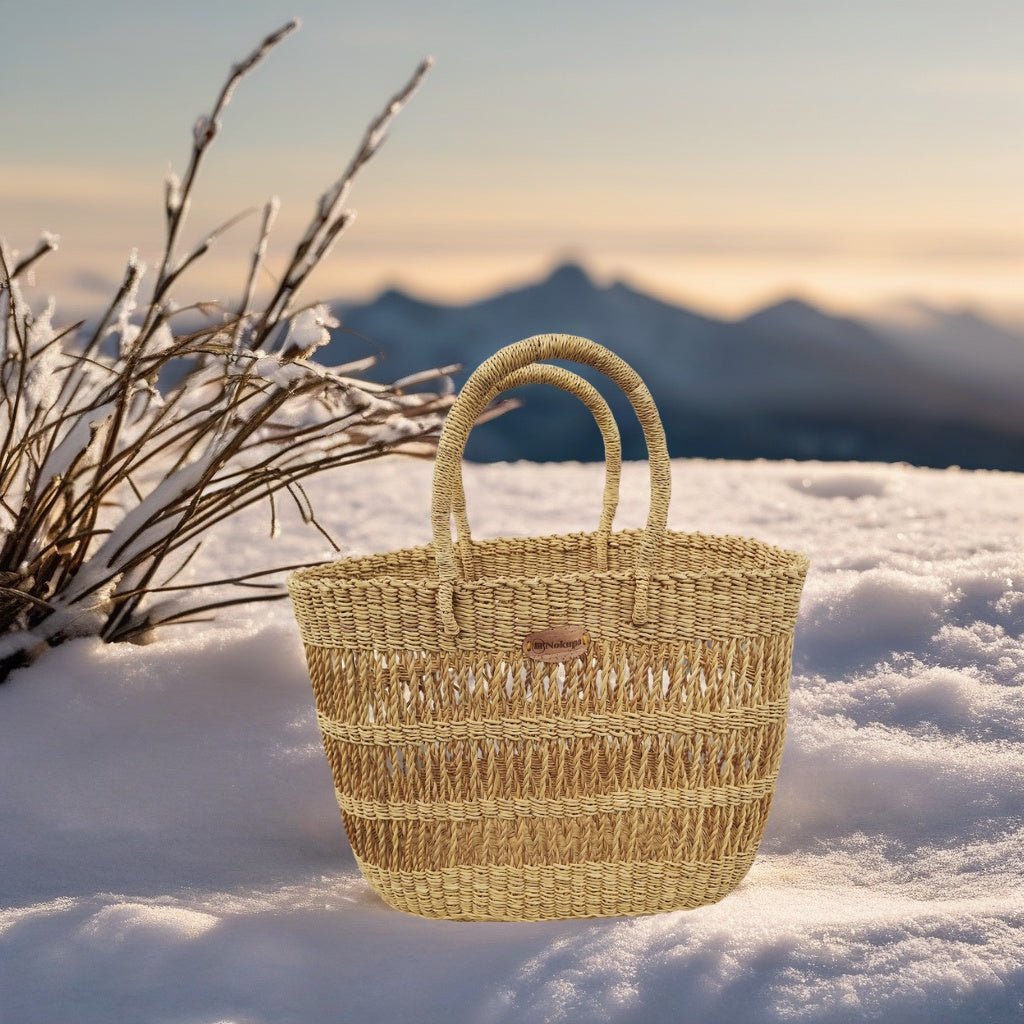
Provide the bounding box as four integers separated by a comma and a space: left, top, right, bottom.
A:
13, 250, 1024, 331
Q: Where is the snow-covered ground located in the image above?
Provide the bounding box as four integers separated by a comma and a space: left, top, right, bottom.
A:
2, 456, 1022, 1024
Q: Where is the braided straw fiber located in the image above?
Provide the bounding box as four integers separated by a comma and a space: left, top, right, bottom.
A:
289, 335, 809, 921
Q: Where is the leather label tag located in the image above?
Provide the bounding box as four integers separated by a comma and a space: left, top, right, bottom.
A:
522, 625, 591, 662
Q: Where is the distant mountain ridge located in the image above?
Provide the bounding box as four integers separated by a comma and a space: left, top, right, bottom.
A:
323, 264, 1024, 469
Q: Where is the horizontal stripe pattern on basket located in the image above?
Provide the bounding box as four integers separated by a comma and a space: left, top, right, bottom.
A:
355, 852, 757, 921
291, 529, 806, 650
288, 334, 809, 921
317, 694, 788, 744
335, 776, 780, 820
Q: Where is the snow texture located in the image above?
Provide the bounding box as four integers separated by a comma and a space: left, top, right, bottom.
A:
2, 457, 1022, 1024
32, 401, 117, 499
282, 305, 339, 357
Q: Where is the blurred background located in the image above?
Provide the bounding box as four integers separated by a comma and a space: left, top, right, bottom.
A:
3, 0, 1023, 467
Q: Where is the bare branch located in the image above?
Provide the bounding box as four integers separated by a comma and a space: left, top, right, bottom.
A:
9, 233, 60, 280
154, 20, 300, 304
253, 56, 433, 342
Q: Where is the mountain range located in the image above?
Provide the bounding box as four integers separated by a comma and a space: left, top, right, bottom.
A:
322, 263, 1024, 470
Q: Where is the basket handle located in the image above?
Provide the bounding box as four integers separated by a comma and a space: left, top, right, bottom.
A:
449, 363, 622, 578
432, 334, 672, 636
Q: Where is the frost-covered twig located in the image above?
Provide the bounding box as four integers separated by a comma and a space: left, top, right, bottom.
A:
0, 22, 446, 680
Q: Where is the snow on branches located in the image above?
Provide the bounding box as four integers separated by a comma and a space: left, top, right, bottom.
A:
0, 23, 444, 677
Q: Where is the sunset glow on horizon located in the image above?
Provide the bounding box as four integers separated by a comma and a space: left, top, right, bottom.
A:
3, 1, 1024, 323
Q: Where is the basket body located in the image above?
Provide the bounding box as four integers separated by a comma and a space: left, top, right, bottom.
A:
289, 526, 807, 921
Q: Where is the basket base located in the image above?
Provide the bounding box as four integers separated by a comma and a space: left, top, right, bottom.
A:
355, 851, 758, 921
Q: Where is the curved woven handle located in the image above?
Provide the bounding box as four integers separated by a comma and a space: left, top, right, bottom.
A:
432, 334, 672, 636
450, 363, 622, 577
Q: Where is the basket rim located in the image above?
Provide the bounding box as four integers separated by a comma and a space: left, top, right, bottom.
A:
287, 526, 810, 594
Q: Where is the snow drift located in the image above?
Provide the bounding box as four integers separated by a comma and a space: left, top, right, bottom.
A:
1, 456, 1022, 1023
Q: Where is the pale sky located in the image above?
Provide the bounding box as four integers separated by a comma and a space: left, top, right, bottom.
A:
3, 0, 1024, 319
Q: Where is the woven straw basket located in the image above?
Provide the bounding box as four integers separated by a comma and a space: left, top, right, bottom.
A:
288, 335, 809, 921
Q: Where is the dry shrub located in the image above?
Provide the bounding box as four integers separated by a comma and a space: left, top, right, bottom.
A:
0, 21, 450, 679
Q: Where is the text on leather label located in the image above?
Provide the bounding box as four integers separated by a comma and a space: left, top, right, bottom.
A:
522, 625, 591, 662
